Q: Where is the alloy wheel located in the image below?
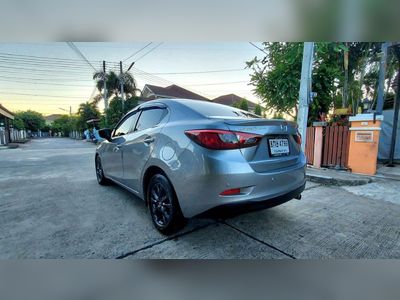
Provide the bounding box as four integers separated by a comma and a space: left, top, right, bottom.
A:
150, 182, 173, 228
95, 156, 104, 182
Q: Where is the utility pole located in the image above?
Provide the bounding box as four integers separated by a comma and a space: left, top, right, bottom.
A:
297, 42, 315, 152
376, 42, 390, 115
103, 61, 108, 110
119, 61, 125, 113
388, 46, 400, 166
343, 44, 349, 108
59, 107, 71, 116
103, 61, 108, 126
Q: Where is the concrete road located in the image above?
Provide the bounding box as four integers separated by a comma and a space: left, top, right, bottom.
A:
1, 138, 399, 258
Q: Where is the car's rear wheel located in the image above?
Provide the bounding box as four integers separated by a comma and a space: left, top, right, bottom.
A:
95, 155, 110, 185
147, 174, 185, 235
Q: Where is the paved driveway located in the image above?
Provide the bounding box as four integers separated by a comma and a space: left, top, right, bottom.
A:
0, 138, 399, 258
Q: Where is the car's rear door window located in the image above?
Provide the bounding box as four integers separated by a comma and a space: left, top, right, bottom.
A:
135, 108, 166, 131
113, 112, 139, 137
182, 101, 260, 119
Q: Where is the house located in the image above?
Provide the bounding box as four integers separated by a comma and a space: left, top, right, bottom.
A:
44, 114, 62, 125
0, 103, 14, 145
213, 94, 257, 112
140, 84, 210, 103
139, 84, 260, 114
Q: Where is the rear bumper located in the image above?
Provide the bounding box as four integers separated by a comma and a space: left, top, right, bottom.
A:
172, 148, 306, 218
198, 182, 305, 218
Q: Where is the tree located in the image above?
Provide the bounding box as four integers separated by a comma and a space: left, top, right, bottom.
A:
13, 110, 46, 131
52, 115, 78, 136
247, 42, 303, 118
76, 102, 100, 131
93, 70, 141, 100
239, 99, 249, 111
12, 116, 25, 130
247, 42, 383, 122
104, 96, 139, 128
254, 104, 262, 116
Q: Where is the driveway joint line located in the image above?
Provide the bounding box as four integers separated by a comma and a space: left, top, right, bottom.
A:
115, 222, 215, 259
221, 220, 297, 259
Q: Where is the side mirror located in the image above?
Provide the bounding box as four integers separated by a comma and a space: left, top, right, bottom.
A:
98, 128, 112, 142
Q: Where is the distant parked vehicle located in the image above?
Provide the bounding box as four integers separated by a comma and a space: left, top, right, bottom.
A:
95, 99, 306, 234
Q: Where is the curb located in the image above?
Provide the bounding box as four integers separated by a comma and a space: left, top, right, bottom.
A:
306, 173, 372, 186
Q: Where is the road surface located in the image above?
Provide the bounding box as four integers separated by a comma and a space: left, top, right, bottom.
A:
1, 138, 399, 258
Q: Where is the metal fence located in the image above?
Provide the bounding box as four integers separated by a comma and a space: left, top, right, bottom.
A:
10, 128, 27, 142
0, 128, 6, 145
69, 131, 83, 139
0, 128, 28, 145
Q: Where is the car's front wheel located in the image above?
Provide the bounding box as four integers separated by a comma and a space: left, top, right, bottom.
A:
147, 174, 185, 235
95, 155, 110, 185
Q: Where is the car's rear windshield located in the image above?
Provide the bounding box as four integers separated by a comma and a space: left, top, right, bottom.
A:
182, 101, 260, 119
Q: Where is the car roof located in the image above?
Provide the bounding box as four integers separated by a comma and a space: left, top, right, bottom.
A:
126, 98, 259, 120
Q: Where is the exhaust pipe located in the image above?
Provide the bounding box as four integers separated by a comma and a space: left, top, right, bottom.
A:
295, 194, 302, 200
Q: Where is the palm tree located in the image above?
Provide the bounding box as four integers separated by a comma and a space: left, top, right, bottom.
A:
93, 70, 141, 100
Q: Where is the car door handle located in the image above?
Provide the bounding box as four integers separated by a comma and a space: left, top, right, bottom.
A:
144, 137, 155, 144
113, 144, 122, 152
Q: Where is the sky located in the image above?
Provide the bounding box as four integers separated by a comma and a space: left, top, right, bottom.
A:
0, 42, 263, 115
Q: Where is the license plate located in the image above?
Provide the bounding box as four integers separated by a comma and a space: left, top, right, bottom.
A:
269, 139, 289, 156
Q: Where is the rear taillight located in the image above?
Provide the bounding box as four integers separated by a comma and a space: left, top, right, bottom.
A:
185, 129, 262, 150
294, 131, 302, 145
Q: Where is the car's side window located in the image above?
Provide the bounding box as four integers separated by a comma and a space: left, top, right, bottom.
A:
113, 112, 139, 137
135, 108, 166, 132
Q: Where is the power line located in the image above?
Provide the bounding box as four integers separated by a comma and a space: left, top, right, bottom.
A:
0, 58, 97, 69
0, 75, 93, 82
0, 68, 96, 79
0, 65, 95, 74
147, 68, 246, 75
249, 42, 267, 55
0, 51, 104, 64
185, 80, 248, 86
66, 42, 98, 71
0, 78, 93, 87
0, 91, 89, 99
123, 42, 153, 62
132, 42, 164, 63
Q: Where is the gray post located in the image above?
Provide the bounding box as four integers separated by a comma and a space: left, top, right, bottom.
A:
343, 47, 349, 108
103, 61, 108, 109
297, 42, 315, 152
103, 61, 108, 126
376, 42, 389, 115
388, 51, 400, 166
120, 61, 125, 113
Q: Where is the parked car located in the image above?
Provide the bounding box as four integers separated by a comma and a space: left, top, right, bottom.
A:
96, 99, 306, 234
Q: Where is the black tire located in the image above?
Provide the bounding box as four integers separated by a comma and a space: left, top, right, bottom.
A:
95, 155, 111, 185
147, 174, 185, 235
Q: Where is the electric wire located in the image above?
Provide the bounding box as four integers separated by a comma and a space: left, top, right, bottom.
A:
123, 42, 153, 62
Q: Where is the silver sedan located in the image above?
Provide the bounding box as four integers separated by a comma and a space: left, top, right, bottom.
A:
96, 99, 306, 234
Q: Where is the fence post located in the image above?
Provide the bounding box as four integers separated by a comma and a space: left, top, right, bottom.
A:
312, 122, 327, 168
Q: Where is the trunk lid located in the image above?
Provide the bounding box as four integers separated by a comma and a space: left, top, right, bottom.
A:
223, 118, 301, 172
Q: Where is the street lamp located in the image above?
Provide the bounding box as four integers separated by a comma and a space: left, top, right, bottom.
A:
361, 98, 373, 113
58, 107, 72, 115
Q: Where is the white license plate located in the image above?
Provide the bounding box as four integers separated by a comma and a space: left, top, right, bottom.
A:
269, 139, 289, 156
